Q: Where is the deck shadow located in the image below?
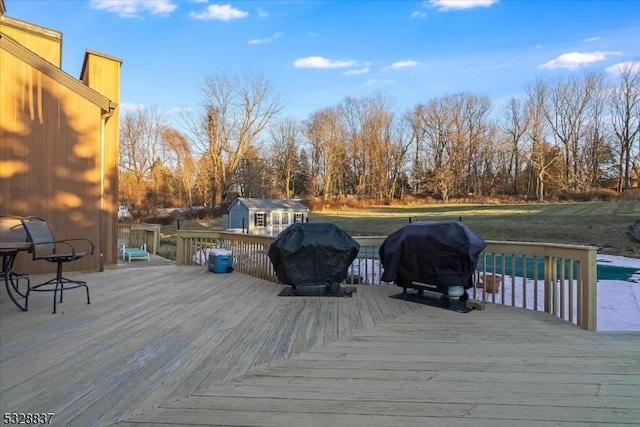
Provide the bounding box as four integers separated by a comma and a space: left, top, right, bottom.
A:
390, 291, 473, 313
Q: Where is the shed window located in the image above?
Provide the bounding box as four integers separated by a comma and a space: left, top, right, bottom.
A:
293, 213, 304, 223
255, 212, 267, 228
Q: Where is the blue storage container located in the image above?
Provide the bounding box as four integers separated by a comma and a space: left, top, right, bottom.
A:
208, 249, 233, 273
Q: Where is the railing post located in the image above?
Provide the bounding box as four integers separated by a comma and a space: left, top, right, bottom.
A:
544, 255, 553, 315
152, 224, 160, 254
176, 233, 185, 265
580, 247, 598, 331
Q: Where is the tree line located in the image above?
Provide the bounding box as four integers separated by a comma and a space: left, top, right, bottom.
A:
118, 65, 639, 213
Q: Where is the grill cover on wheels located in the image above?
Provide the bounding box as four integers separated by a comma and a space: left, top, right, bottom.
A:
379, 221, 486, 289
268, 223, 360, 287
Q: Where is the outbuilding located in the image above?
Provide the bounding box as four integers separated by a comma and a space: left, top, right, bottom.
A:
223, 197, 310, 236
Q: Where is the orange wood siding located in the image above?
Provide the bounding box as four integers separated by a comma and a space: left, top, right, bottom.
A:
0, 16, 61, 67
81, 51, 122, 266
1, 47, 102, 273
1, 26, 121, 273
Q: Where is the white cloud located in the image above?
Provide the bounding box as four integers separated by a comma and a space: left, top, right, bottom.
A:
429, 0, 498, 11
120, 102, 146, 112
189, 4, 248, 21
606, 61, 640, 75
89, 0, 177, 18
539, 51, 622, 70
583, 36, 601, 43
411, 10, 427, 18
387, 60, 419, 69
257, 8, 268, 18
342, 67, 370, 76
166, 106, 192, 115
364, 78, 395, 86
247, 32, 282, 45
294, 56, 357, 69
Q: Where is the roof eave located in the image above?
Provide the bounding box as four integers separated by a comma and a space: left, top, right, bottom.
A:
0, 32, 111, 111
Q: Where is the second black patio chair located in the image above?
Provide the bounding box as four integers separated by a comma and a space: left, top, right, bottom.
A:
22, 216, 94, 313
0, 215, 31, 310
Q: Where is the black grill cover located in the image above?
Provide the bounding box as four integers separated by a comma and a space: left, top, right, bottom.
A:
379, 221, 486, 288
268, 223, 360, 287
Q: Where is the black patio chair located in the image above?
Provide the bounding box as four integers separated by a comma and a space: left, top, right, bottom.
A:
1, 215, 31, 306
21, 216, 94, 313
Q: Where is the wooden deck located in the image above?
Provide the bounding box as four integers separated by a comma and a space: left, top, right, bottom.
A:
1, 265, 638, 427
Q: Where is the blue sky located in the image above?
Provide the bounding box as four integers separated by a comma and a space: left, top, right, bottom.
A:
5, 0, 640, 125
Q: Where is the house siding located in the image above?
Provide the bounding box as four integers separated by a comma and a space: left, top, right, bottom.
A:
0, 9, 121, 273
81, 50, 122, 268
0, 15, 61, 66
228, 200, 248, 231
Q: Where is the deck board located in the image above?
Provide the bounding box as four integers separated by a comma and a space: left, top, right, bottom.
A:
1, 264, 638, 427
0, 265, 418, 426
122, 290, 640, 427
153, 395, 640, 422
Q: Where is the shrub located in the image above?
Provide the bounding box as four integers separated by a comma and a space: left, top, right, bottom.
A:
556, 190, 619, 202
157, 240, 176, 260
142, 214, 174, 225
301, 196, 394, 211
619, 188, 640, 201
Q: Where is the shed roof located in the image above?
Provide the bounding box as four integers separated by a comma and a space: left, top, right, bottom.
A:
232, 197, 309, 211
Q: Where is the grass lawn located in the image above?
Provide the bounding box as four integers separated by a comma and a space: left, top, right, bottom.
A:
162, 201, 640, 258
310, 201, 640, 258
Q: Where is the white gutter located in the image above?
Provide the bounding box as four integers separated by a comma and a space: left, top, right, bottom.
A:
99, 107, 115, 272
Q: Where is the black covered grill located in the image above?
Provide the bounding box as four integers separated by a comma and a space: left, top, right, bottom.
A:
268, 223, 360, 290
379, 221, 486, 295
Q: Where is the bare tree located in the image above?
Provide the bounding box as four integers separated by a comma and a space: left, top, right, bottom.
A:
582, 75, 613, 188
405, 104, 428, 194
489, 132, 517, 196
304, 107, 347, 199
498, 97, 529, 195
386, 115, 413, 202
475, 123, 500, 196
338, 93, 397, 200
192, 155, 214, 206
162, 128, 195, 206
420, 97, 456, 201
183, 72, 283, 205
412, 93, 492, 200
458, 93, 492, 196
119, 105, 169, 213
268, 117, 301, 198
609, 62, 640, 191
543, 73, 603, 191
127, 68, 640, 209
526, 80, 560, 201
340, 96, 367, 196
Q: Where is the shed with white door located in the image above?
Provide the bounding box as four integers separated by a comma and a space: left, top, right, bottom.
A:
223, 197, 310, 236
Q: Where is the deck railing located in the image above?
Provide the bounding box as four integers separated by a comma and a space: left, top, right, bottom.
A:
117, 224, 161, 254
476, 241, 597, 331
176, 230, 597, 330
